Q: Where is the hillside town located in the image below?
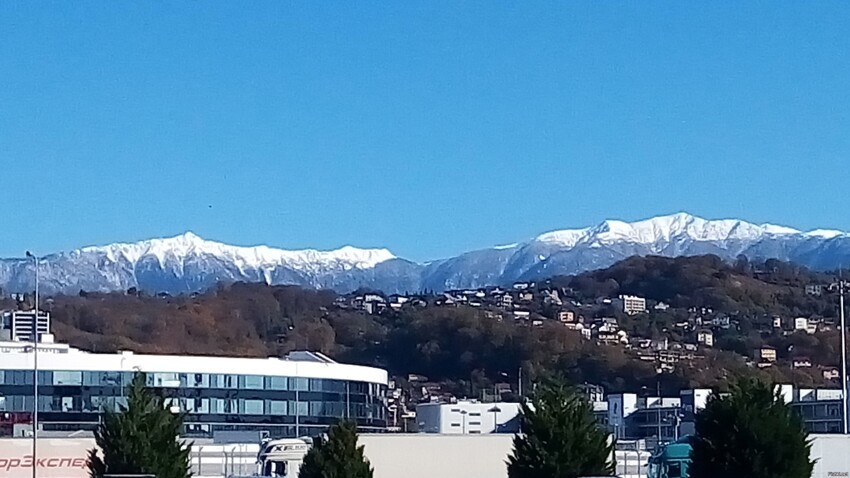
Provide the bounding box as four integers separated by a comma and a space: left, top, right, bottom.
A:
335, 275, 845, 383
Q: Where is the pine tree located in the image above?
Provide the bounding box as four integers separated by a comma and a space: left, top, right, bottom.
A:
690, 378, 813, 478
299, 420, 373, 478
88, 372, 192, 478
507, 379, 615, 478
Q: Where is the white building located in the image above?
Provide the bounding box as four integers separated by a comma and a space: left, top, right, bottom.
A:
607, 393, 639, 439
1, 310, 51, 342
696, 330, 714, 347
415, 401, 521, 434
619, 295, 647, 315
0, 338, 389, 438
794, 317, 810, 333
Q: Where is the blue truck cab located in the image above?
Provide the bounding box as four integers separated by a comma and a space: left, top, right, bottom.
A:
647, 436, 693, 478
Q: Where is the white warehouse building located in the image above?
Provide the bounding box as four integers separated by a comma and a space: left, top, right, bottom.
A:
415, 401, 521, 434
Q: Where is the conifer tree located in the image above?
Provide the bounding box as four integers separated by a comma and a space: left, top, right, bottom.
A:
507, 379, 615, 478
690, 378, 813, 478
299, 420, 373, 478
88, 372, 192, 478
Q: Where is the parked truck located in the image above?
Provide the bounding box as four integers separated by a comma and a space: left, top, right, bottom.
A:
648, 434, 850, 478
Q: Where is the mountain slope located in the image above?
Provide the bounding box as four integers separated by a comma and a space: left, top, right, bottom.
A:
3, 213, 849, 294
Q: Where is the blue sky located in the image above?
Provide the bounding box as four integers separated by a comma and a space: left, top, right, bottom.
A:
2, 2, 849, 261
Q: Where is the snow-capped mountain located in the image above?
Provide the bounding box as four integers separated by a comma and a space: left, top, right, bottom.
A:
0, 232, 415, 295
3, 213, 850, 294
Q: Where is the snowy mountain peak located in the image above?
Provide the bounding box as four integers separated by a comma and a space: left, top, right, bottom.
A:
5, 213, 850, 295
78, 232, 396, 271
535, 212, 811, 247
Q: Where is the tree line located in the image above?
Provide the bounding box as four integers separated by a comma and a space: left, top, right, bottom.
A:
91, 373, 812, 478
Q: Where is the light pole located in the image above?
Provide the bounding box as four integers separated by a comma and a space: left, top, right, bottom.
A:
840, 276, 848, 434
517, 366, 523, 399
460, 410, 468, 434
25, 251, 38, 478
488, 405, 501, 433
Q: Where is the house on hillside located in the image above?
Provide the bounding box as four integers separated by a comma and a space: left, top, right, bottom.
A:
696, 330, 714, 348
823, 367, 841, 381
542, 289, 562, 306
617, 295, 647, 315
792, 357, 812, 369
805, 284, 823, 296
754, 346, 777, 363
513, 310, 531, 321
654, 301, 671, 311
354, 294, 387, 315
496, 293, 513, 309
557, 310, 576, 323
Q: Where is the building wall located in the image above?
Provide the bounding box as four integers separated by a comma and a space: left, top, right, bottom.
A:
608, 393, 639, 439
2, 312, 50, 343
619, 296, 646, 315
678, 388, 710, 436
0, 349, 388, 438
415, 402, 521, 434
792, 400, 844, 434
0, 436, 646, 478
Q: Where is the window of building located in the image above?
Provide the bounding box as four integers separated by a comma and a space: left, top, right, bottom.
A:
266, 376, 288, 390
181, 373, 209, 388
239, 375, 265, 390
241, 399, 264, 415
207, 374, 232, 389
267, 400, 287, 415
309, 401, 324, 416
292, 378, 308, 392
324, 380, 345, 393
349, 382, 368, 394
53, 371, 83, 386
10, 371, 32, 385
148, 373, 180, 388
288, 401, 308, 417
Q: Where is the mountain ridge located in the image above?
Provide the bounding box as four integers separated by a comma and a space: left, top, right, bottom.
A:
4, 212, 850, 294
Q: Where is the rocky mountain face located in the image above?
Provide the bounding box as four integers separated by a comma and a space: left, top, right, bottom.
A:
4, 213, 850, 294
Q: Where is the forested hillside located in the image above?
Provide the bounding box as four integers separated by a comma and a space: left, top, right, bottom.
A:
4, 255, 844, 398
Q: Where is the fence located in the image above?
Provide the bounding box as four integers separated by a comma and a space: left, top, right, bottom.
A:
615, 450, 651, 478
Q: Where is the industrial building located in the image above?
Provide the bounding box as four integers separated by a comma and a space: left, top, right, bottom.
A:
415, 400, 521, 434
0, 311, 388, 439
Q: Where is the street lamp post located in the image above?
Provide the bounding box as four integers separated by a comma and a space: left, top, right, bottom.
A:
840, 276, 848, 434
488, 405, 502, 433
25, 251, 38, 478
460, 410, 468, 434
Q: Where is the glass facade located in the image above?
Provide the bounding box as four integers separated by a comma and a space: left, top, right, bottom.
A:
0, 370, 387, 438
791, 401, 844, 433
